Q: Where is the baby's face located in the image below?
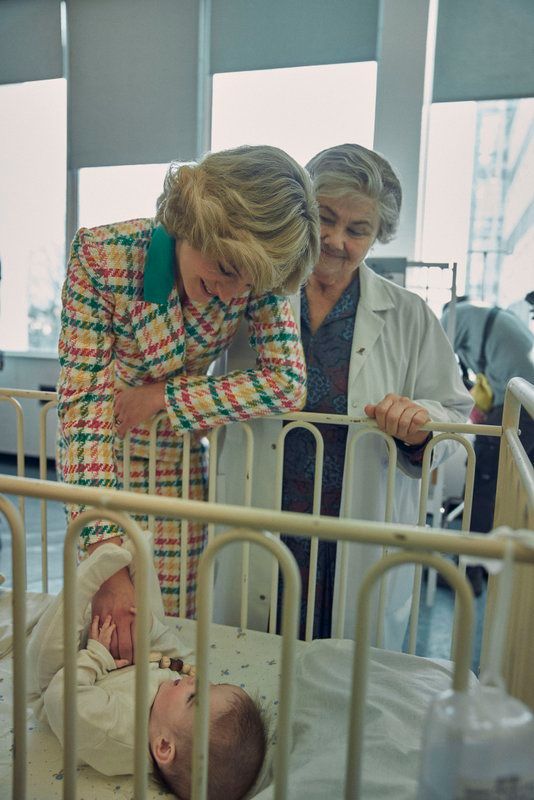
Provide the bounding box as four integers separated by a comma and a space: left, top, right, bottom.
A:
150, 674, 242, 731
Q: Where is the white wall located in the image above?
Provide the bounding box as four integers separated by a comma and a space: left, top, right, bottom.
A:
0, 354, 59, 458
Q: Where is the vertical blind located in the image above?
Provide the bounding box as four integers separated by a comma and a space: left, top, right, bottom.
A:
0, 0, 62, 85
67, 0, 199, 169
4, 0, 534, 166
433, 0, 534, 102
210, 0, 379, 74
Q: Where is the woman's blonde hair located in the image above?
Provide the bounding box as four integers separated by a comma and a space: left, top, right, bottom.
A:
306, 143, 402, 244
156, 145, 320, 295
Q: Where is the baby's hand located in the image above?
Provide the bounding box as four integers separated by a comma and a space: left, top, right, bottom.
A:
90, 615, 129, 669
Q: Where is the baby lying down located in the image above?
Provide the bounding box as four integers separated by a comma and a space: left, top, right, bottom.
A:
27, 542, 266, 800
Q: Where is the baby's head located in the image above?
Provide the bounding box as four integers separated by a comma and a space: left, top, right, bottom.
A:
149, 674, 266, 799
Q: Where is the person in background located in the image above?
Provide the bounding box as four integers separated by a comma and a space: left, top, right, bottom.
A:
441, 298, 534, 588
507, 290, 534, 333
57, 144, 320, 664
214, 143, 472, 648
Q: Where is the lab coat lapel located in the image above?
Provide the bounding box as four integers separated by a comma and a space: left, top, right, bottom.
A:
289, 291, 301, 331
348, 263, 393, 386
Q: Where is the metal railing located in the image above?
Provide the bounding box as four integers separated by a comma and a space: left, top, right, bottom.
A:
0, 385, 506, 644
1, 473, 534, 799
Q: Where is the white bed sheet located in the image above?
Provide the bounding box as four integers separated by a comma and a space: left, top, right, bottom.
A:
0, 589, 473, 799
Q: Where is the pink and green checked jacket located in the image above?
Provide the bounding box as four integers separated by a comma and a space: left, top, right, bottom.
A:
57, 218, 306, 549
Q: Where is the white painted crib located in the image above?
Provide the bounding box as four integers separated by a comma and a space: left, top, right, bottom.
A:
0, 377, 533, 799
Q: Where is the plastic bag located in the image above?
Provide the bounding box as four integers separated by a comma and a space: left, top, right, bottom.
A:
417, 534, 534, 799
417, 685, 534, 799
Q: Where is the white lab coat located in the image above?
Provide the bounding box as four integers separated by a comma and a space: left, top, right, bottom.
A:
213, 263, 472, 648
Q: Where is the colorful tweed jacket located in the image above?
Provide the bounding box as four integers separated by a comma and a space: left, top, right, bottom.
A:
57, 218, 306, 547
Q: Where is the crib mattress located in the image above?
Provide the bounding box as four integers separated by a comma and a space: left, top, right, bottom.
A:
0, 589, 470, 799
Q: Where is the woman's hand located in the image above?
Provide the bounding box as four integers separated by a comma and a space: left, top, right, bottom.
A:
89, 614, 129, 669
91, 567, 137, 664
364, 394, 430, 446
114, 382, 166, 437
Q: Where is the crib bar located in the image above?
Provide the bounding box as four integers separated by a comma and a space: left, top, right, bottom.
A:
337, 428, 398, 646
409, 445, 433, 654
180, 432, 191, 619
409, 433, 478, 655
504, 375, 534, 418
483, 377, 534, 709
451, 435, 477, 658
345, 552, 474, 800
0, 388, 506, 435
206, 427, 220, 545
39, 401, 57, 593
268, 424, 287, 634
0, 388, 57, 402
460, 437, 476, 532
3, 473, 533, 564
501, 427, 534, 517
0, 394, 26, 530
290, 422, 323, 642
277, 408, 502, 437
63, 510, 152, 800
267, 420, 325, 637
147, 414, 162, 535
239, 424, 254, 628
0, 496, 27, 800
335, 434, 358, 639
373, 433, 396, 649
193, 530, 301, 800
407, 566, 423, 654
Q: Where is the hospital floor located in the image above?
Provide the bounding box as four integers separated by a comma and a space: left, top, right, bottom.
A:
0, 455, 486, 671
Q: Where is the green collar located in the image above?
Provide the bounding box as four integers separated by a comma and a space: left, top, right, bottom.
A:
143, 224, 177, 303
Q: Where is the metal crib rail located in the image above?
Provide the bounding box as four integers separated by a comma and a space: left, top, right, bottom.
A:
0, 385, 503, 638
2, 480, 533, 800
347, 551, 475, 800
1, 379, 533, 797
483, 377, 534, 709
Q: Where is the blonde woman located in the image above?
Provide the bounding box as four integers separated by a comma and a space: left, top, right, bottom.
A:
57, 144, 320, 663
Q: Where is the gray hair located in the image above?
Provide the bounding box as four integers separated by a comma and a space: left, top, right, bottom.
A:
306, 143, 402, 243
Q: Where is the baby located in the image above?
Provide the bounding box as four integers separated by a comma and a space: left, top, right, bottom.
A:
27, 542, 266, 800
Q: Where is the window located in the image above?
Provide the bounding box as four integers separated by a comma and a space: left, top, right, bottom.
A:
78, 163, 169, 230
0, 79, 66, 353
420, 98, 534, 310
211, 62, 377, 166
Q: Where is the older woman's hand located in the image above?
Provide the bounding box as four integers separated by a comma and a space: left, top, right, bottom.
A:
115, 382, 166, 437
364, 394, 430, 446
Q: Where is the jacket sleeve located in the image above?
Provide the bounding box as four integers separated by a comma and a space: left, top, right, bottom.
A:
165, 292, 307, 431
57, 227, 121, 550
397, 303, 473, 478
43, 640, 128, 774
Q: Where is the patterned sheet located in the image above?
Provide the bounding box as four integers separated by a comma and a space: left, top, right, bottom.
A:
0, 590, 471, 799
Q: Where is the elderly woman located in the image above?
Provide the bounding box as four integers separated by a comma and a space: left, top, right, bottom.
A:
215, 143, 472, 647
57, 144, 320, 663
